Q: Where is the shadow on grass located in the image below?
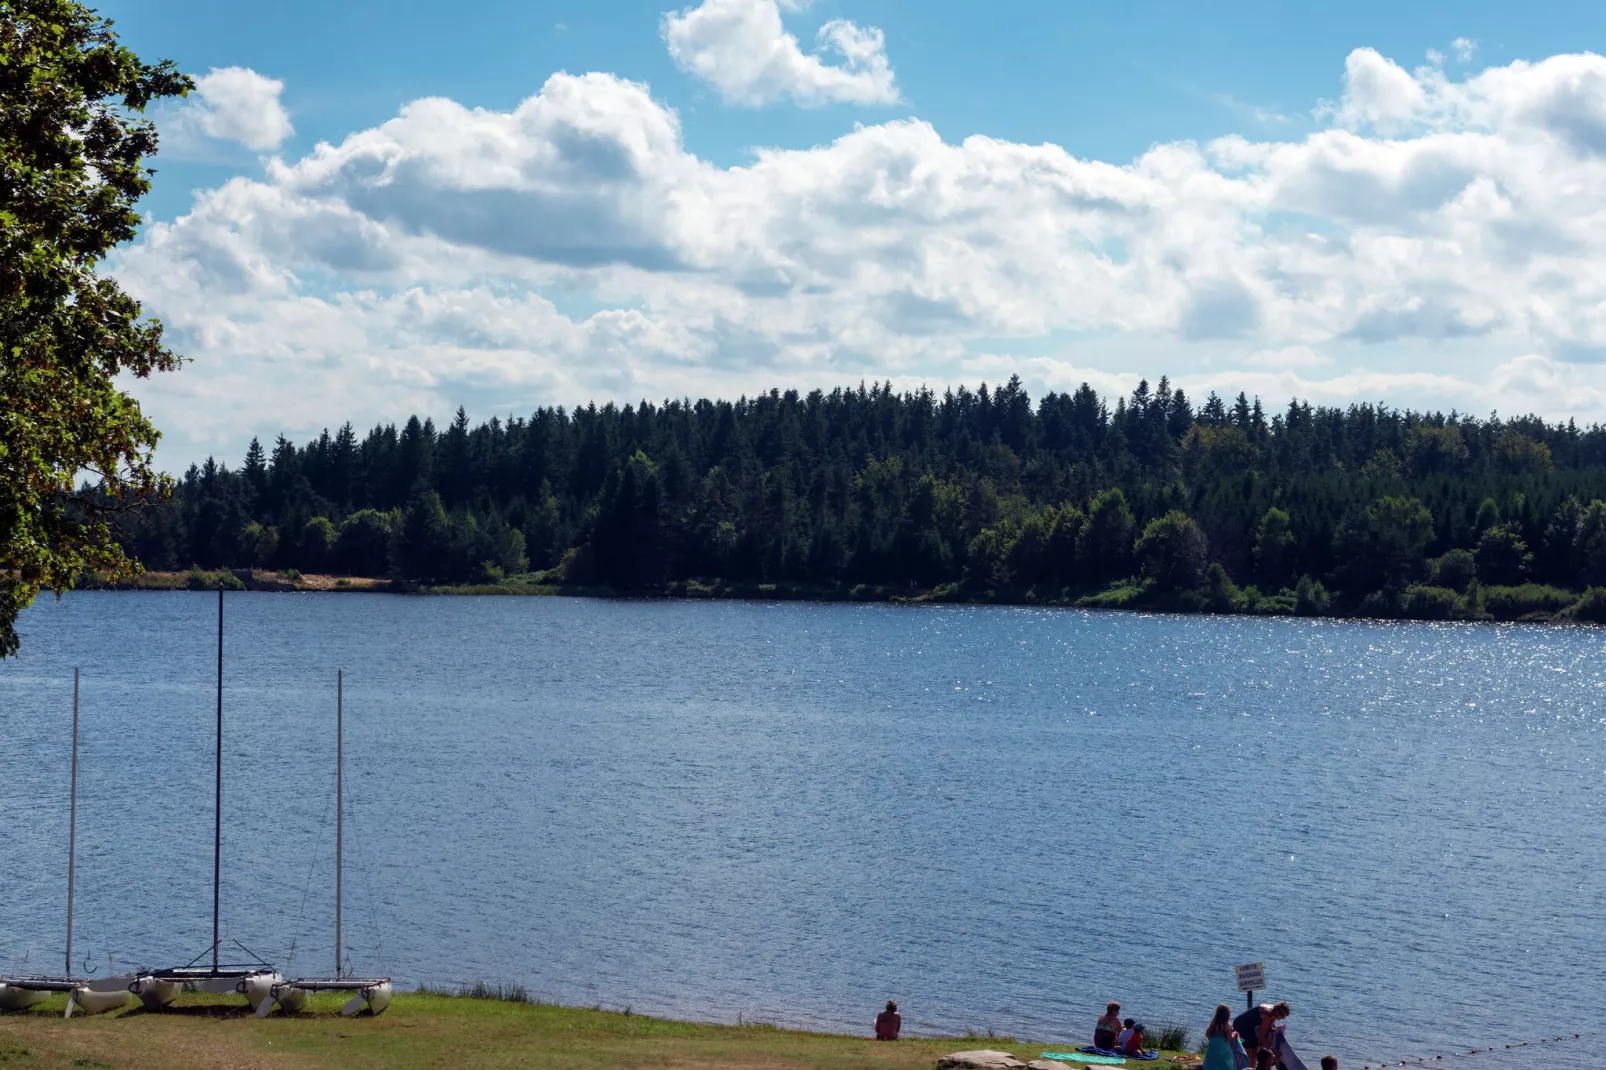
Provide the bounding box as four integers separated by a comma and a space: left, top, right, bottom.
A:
121, 1003, 255, 1019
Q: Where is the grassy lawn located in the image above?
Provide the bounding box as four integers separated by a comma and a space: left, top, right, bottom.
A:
0, 991, 1164, 1069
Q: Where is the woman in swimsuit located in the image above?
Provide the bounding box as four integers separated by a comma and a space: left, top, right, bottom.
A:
1233, 1001, 1290, 1067
1095, 1002, 1123, 1050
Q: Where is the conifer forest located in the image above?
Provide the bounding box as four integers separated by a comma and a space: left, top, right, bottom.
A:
113, 376, 1606, 620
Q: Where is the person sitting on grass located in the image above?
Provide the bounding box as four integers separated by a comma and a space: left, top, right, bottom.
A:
1321, 1057, 1337, 1070
1123, 1022, 1148, 1055
1117, 1018, 1138, 1051
1096, 1002, 1123, 1050
875, 1000, 901, 1040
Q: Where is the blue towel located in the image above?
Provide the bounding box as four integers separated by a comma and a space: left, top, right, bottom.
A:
1075, 1046, 1160, 1061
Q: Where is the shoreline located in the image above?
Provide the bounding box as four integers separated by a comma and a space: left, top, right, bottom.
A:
72, 568, 1605, 626
0, 988, 1190, 1069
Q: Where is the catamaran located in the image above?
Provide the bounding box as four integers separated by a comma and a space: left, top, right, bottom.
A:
0, 670, 135, 1016
132, 591, 281, 1012
257, 668, 391, 1017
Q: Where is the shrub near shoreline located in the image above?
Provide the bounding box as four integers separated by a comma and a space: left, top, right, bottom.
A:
82, 565, 1606, 628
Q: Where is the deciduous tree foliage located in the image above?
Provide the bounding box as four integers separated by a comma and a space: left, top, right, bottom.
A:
0, 0, 188, 655
1137, 510, 1209, 592
113, 377, 1606, 618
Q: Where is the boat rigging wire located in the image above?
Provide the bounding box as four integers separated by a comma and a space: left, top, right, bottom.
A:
283, 760, 338, 974
340, 770, 390, 978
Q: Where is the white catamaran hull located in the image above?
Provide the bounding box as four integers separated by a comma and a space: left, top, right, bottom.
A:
242, 971, 281, 1012
193, 970, 281, 1011
0, 984, 51, 1012
131, 976, 181, 1010
273, 984, 308, 1013
68, 984, 134, 1016
260, 978, 391, 1018
338, 981, 394, 1017
358, 980, 392, 1017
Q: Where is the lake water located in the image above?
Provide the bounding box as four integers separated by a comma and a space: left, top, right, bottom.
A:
2, 593, 1603, 1066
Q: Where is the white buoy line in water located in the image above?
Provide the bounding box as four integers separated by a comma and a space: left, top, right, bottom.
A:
0, 593, 391, 1019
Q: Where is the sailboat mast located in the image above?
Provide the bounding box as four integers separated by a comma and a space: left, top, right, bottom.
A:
66, 667, 79, 976
335, 668, 343, 978
213, 589, 223, 973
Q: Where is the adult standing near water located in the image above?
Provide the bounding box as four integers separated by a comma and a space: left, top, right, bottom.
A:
1234, 1000, 1290, 1066
1203, 1004, 1241, 1070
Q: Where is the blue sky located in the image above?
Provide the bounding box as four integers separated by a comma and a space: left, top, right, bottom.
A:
112, 0, 1606, 212
93, 0, 1606, 463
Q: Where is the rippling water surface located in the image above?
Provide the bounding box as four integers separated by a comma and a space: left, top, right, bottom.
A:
2, 593, 1603, 1066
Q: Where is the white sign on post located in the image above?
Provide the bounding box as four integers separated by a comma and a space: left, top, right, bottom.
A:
1235, 961, 1265, 993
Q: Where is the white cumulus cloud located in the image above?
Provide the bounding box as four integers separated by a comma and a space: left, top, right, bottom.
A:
107, 48, 1606, 462
1333, 48, 1434, 133
169, 67, 294, 152
1242, 346, 1332, 369
662, 0, 899, 106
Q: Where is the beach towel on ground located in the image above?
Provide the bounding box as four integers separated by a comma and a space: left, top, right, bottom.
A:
1075, 1046, 1160, 1061
1040, 1047, 1130, 1060
1087, 1046, 1159, 1061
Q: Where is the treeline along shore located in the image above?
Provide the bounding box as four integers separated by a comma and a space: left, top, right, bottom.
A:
105, 376, 1606, 622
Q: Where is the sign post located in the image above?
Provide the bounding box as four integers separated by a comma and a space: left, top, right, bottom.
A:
1235, 961, 1265, 1011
